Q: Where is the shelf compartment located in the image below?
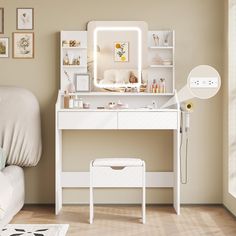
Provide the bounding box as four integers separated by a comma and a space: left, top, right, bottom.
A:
149, 46, 173, 49
149, 65, 173, 68
61, 91, 175, 96
62, 47, 87, 49
62, 65, 87, 68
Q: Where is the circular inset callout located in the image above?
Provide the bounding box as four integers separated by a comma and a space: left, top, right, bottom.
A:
187, 65, 221, 99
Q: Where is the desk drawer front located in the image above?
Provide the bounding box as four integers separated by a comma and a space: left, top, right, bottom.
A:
58, 112, 117, 129
118, 112, 178, 129
92, 166, 144, 187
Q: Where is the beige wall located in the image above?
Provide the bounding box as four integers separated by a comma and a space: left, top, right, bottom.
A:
223, 0, 236, 216
0, 0, 224, 204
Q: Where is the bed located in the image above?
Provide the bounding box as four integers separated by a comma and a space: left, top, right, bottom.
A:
0, 87, 42, 227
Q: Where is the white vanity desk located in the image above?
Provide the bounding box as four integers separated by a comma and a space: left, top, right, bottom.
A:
55, 91, 181, 215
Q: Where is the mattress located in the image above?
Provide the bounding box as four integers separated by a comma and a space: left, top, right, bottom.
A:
0, 165, 24, 227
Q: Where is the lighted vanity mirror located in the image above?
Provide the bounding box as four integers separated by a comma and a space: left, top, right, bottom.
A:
87, 21, 148, 91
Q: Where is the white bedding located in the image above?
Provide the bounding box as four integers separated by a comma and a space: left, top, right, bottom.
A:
0, 165, 24, 227
0, 171, 13, 219
0, 87, 42, 166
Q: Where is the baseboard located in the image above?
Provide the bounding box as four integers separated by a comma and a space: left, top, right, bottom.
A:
223, 204, 236, 218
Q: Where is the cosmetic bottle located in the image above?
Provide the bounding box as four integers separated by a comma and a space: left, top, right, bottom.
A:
77, 56, 81, 65
78, 98, 83, 109
63, 52, 69, 65
152, 79, 157, 93
73, 95, 79, 108
155, 82, 159, 93
159, 78, 166, 93
64, 91, 69, 109
69, 96, 74, 109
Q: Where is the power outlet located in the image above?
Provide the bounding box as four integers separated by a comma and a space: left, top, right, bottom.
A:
190, 77, 218, 88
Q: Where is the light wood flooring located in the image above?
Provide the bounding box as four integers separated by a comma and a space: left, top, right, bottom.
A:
11, 205, 236, 236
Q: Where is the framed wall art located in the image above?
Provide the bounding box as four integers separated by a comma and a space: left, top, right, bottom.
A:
0, 8, 4, 34
13, 32, 34, 59
114, 42, 129, 62
0, 37, 9, 58
76, 74, 90, 92
17, 8, 34, 30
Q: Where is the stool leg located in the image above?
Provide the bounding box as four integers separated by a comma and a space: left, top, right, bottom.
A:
90, 163, 94, 224
142, 186, 146, 224
142, 162, 146, 224
90, 185, 93, 224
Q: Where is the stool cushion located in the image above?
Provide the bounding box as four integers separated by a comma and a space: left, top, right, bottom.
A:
92, 158, 144, 167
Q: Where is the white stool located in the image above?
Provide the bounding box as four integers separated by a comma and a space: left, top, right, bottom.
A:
89, 158, 146, 224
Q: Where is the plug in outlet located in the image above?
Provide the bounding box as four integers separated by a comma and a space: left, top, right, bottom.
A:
190, 77, 218, 88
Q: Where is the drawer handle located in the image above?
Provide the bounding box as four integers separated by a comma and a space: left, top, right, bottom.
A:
110, 166, 126, 170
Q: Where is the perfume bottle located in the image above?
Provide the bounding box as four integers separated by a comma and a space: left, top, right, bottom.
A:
77, 56, 81, 65
63, 52, 69, 65
159, 78, 166, 93
64, 91, 69, 109
152, 79, 157, 93
155, 82, 159, 93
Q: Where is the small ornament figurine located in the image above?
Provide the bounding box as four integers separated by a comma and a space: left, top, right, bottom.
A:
75, 40, 81, 47
69, 40, 76, 47
76, 56, 81, 65
152, 34, 159, 46
164, 32, 170, 46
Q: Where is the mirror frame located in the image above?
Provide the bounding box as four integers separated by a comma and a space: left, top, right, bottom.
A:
93, 26, 142, 88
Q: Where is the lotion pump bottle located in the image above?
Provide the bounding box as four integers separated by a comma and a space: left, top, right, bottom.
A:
152, 79, 157, 93
69, 96, 74, 109
160, 78, 166, 93
78, 98, 83, 109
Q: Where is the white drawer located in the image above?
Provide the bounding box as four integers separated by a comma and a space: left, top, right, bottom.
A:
58, 111, 117, 129
91, 166, 144, 187
118, 111, 178, 129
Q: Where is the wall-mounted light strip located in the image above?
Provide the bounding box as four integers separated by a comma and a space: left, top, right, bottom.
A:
93, 26, 142, 88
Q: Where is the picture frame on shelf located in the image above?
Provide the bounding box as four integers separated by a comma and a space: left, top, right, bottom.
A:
0, 8, 4, 34
13, 32, 34, 59
16, 8, 34, 30
76, 73, 90, 92
0, 37, 9, 58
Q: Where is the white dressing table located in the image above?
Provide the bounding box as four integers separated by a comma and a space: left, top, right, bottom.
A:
55, 91, 181, 215
56, 23, 181, 216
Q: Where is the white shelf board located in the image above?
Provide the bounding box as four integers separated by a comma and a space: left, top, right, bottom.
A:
149, 46, 173, 49
62, 65, 87, 68
62, 47, 87, 49
149, 65, 173, 68
62, 91, 174, 96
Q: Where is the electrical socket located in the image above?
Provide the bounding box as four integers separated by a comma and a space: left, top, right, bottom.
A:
190, 77, 218, 88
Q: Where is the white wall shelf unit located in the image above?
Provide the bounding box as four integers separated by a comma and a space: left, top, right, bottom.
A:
60, 31, 88, 92
148, 30, 175, 94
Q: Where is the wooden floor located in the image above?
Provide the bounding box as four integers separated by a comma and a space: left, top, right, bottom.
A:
11, 205, 236, 236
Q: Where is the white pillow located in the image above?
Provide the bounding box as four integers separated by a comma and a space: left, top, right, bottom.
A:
102, 70, 116, 84
115, 70, 131, 84
0, 171, 13, 219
